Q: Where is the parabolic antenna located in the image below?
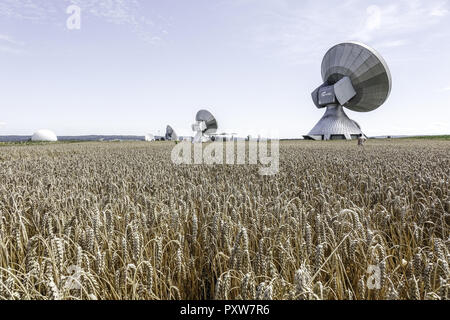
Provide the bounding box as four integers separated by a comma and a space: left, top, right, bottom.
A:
192, 109, 218, 143
196, 110, 218, 134
165, 125, 178, 141
305, 42, 392, 140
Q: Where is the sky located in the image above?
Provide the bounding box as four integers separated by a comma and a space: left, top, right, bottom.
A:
0, 0, 449, 138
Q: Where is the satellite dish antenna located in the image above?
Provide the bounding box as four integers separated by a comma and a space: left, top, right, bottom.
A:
165, 125, 179, 141
144, 133, 155, 142
192, 109, 218, 143
305, 42, 392, 140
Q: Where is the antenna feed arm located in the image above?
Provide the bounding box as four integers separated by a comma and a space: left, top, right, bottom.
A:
334, 76, 356, 106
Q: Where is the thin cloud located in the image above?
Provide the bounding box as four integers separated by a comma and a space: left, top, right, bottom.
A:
0, 45, 25, 55
430, 1, 449, 16
0, 33, 26, 55
353, 1, 449, 41
366, 5, 382, 31
0, 0, 168, 44
234, 0, 449, 64
0, 34, 24, 46
376, 40, 409, 48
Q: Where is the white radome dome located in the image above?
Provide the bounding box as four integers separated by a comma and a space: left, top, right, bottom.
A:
144, 134, 155, 142
32, 129, 58, 142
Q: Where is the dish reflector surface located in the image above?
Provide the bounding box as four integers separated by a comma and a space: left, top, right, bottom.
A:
195, 110, 218, 134
166, 125, 178, 141
321, 42, 392, 112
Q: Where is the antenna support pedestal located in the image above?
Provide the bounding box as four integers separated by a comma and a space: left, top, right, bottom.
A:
304, 105, 364, 141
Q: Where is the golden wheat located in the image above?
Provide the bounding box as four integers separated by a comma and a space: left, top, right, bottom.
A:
0, 139, 448, 300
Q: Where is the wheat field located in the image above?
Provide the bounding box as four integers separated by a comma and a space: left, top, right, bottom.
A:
0, 140, 448, 300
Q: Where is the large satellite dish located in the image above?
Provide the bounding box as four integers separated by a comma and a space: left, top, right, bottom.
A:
192, 109, 218, 143
305, 42, 392, 140
165, 125, 178, 141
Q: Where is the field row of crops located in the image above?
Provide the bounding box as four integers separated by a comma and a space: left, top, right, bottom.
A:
0, 140, 448, 300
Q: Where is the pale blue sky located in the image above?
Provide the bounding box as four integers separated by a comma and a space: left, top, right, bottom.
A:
0, 0, 449, 138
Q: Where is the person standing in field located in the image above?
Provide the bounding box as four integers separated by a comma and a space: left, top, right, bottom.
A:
358, 135, 366, 146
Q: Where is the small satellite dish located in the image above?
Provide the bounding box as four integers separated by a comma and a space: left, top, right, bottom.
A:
305, 42, 392, 140
192, 109, 218, 143
165, 125, 178, 141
